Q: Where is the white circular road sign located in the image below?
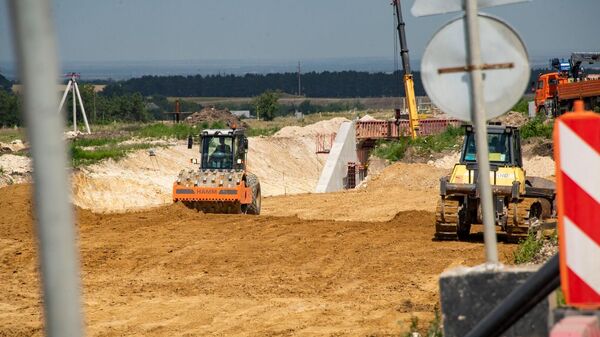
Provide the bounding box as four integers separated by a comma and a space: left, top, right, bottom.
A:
421, 14, 530, 122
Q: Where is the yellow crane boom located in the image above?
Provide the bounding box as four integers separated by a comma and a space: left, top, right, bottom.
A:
392, 0, 420, 139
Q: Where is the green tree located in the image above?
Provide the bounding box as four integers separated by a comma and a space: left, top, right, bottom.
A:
253, 90, 280, 121
0, 73, 12, 91
0, 89, 20, 127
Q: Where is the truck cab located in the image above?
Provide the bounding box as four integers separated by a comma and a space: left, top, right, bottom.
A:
534, 53, 600, 117
534, 72, 567, 117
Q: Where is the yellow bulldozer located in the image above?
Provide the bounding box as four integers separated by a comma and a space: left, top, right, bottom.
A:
173, 125, 261, 214
435, 124, 556, 241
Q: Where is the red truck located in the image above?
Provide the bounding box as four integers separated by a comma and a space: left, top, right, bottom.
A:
534, 53, 600, 117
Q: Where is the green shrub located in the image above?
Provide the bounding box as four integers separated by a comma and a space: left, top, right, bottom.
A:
373, 126, 463, 162
373, 138, 411, 161
412, 126, 463, 154
511, 98, 529, 114
513, 232, 544, 264
520, 117, 553, 139
209, 121, 226, 129
136, 123, 197, 139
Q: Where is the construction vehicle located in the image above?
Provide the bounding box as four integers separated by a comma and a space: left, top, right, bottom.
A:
435, 124, 556, 241
392, 0, 420, 139
173, 125, 261, 214
534, 52, 600, 117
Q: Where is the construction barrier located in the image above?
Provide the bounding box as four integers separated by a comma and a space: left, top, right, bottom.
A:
355, 119, 462, 139
554, 102, 600, 309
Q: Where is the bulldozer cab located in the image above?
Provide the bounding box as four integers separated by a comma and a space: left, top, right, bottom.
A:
197, 129, 248, 171
460, 125, 523, 168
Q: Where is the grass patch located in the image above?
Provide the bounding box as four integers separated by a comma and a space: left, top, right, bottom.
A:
246, 126, 281, 137
401, 312, 443, 337
402, 316, 420, 337
71, 136, 127, 147
373, 138, 412, 161
71, 143, 153, 167
511, 98, 529, 114
135, 121, 227, 140
426, 310, 443, 337
0, 127, 25, 143
411, 126, 464, 154
520, 117, 553, 139
135, 123, 197, 139
373, 126, 463, 161
513, 232, 544, 264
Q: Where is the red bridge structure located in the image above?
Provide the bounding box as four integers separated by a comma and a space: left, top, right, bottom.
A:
355, 118, 462, 165
314, 118, 463, 189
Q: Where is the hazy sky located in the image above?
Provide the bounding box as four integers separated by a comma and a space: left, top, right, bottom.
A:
1, 0, 599, 64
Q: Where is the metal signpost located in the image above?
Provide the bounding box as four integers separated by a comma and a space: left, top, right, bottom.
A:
464, 0, 498, 262
9, 1, 84, 336
416, 0, 530, 263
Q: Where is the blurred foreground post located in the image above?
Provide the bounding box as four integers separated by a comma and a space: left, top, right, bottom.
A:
464, 0, 498, 263
9, 0, 83, 336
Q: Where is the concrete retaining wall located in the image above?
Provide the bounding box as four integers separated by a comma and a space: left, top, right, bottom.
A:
315, 121, 358, 193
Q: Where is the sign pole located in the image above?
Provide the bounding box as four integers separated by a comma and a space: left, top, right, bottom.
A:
464, 0, 498, 263
9, 1, 84, 336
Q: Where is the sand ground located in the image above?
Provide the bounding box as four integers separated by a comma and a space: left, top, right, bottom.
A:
0, 184, 516, 337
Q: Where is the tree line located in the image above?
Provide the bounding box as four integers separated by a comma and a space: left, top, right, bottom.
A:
0, 77, 152, 127
103, 71, 420, 98
3, 67, 593, 127
103, 68, 600, 99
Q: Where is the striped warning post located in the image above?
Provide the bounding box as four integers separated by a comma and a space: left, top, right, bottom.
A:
554, 104, 600, 309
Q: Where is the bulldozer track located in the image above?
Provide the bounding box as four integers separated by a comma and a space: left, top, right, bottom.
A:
434, 198, 460, 240
435, 197, 553, 242
506, 198, 539, 241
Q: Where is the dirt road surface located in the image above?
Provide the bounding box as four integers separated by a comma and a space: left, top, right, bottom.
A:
0, 184, 516, 336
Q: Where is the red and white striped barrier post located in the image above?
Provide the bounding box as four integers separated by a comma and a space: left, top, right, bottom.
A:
554, 100, 600, 309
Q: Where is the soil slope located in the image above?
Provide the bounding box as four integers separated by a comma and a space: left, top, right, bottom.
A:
70, 118, 346, 213
0, 184, 515, 337
263, 162, 448, 222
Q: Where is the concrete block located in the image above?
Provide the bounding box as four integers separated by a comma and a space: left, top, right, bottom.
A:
550, 316, 600, 337
315, 121, 358, 193
439, 264, 550, 337
528, 101, 536, 118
